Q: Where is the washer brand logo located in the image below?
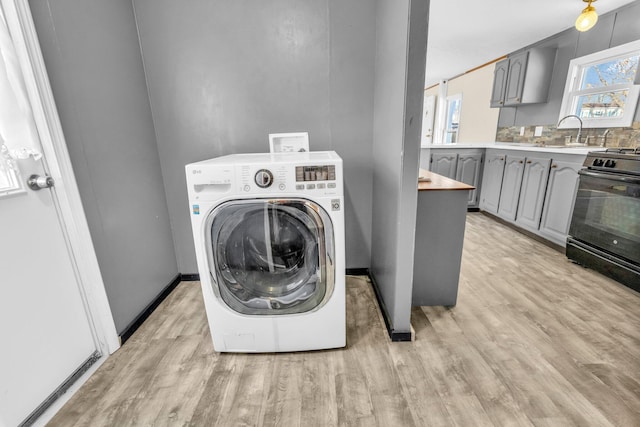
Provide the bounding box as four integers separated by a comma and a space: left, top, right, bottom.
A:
331, 199, 341, 211
192, 169, 202, 175
192, 205, 200, 215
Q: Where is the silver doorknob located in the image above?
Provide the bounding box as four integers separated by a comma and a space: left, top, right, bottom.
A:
27, 174, 54, 191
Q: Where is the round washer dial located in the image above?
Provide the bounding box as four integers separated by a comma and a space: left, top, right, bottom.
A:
255, 169, 274, 188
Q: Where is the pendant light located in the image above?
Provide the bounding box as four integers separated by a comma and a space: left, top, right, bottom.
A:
575, 0, 598, 32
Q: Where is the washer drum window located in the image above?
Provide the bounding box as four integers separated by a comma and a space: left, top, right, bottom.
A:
205, 199, 335, 315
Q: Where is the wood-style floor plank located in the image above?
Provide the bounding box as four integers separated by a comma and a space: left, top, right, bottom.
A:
47, 213, 640, 426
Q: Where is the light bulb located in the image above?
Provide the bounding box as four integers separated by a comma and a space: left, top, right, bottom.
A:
575, 5, 598, 32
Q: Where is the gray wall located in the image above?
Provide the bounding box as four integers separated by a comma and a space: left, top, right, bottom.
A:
133, 0, 376, 273
29, 0, 178, 334
499, 0, 640, 127
370, 0, 429, 333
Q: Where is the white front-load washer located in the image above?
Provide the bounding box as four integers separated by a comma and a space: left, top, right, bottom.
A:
186, 151, 345, 352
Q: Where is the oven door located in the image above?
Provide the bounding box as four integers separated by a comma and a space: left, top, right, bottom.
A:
569, 169, 640, 265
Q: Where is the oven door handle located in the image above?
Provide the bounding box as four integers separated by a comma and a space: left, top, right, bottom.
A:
579, 169, 640, 185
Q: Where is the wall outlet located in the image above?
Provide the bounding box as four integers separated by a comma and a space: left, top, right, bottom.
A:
534, 126, 543, 137
519, 127, 525, 136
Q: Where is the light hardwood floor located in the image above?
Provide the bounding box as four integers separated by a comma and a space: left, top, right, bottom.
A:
47, 213, 640, 426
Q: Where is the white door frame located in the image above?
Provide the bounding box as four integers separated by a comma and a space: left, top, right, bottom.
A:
1, 0, 119, 355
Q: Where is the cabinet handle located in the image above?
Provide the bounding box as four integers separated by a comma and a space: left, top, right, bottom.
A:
526, 160, 532, 164
518, 160, 523, 164
551, 164, 558, 168
499, 157, 504, 161
516, 97, 521, 102
499, 101, 504, 105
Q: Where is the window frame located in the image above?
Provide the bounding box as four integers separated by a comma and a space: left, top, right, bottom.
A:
558, 39, 640, 129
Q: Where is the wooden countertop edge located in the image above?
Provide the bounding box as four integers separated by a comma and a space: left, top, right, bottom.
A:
418, 169, 475, 191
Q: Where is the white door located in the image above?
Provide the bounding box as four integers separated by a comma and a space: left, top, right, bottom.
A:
0, 3, 99, 426
420, 94, 436, 146
0, 159, 99, 427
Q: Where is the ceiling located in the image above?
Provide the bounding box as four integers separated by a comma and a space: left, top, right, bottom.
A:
425, 0, 638, 87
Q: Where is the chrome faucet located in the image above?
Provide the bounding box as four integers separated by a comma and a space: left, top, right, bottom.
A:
557, 114, 583, 145
599, 129, 611, 147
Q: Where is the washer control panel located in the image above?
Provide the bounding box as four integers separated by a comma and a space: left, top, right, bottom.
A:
238, 163, 339, 194
295, 165, 336, 182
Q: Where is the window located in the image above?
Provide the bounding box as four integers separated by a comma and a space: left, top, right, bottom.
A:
0, 162, 22, 198
558, 39, 640, 129
443, 94, 462, 144
0, 147, 24, 198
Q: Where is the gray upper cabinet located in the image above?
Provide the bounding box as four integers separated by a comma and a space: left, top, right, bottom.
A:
430, 152, 458, 179
538, 160, 582, 246
490, 59, 509, 108
515, 156, 551, 232
497, 154, 526, 221
490, 48, 556, 107
504, 52, 528, 105
479, 151, 506, 215
456, 153, 483, 207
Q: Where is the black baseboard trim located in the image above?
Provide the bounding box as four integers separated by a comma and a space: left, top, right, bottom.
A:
346, 268, 369, 276
367, 272, 413, 342
467, 207, 480, 212
180, 273, 200, 281
119, 273, 182, 344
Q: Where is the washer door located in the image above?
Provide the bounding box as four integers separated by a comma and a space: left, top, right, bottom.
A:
206, 199, 335, 315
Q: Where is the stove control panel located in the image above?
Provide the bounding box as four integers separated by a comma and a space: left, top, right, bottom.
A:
591, 158, 618, 168
585, 152, 640, 176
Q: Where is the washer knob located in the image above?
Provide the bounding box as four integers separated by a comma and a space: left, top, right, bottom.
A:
255, 169, 274, 188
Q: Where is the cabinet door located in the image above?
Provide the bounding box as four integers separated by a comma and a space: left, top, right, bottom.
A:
497, 154, 526, 221
431, 153, 458, 179
456, 153, 483, 207
490, 59, 509, 108
480, 153, 505, 215
504, 51, 529, 106
539, 161, 582, 246
515, 156, 551, 231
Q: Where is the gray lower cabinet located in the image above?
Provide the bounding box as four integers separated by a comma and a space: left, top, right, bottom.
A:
456, 153, 483, 207
430, 149, 484, 208
479, 149, 585, 247
479, 152, 505, 214
497, 154, 526, 221
430, 152, 458, 179
433, 147, 584, 247
538, 161, 583, 246
413, 188, 469, 307
515, 156, 551, 232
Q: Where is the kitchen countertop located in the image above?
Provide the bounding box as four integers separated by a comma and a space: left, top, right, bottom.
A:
424, 142, 596, 155
418, 169, 475, 192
